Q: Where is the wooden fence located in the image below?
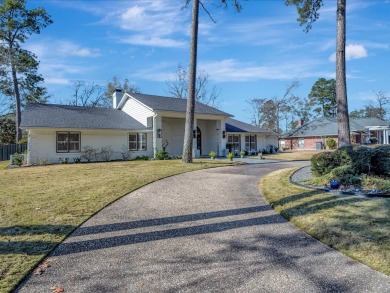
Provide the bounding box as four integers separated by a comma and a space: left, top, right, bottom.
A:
0, 143, 27, 161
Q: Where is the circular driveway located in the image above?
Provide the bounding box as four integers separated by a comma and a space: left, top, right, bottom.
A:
17, 162, 390, 292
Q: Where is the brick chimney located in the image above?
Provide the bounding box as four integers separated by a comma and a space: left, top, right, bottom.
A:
113, 89, 123, 109
297, 119, 304, 127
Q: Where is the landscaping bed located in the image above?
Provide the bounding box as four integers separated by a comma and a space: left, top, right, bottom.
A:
260, 167, 390, 276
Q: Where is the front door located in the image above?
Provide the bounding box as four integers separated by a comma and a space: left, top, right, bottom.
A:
196, 127, 202, 155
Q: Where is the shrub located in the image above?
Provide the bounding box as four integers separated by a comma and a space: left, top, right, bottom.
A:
59, 158, 69, 164
100, 146, 114, 161
120, 145, 133, 161
240, 151, 245, 156
326, 137, 337, 149
73, 157, 81, 163
81, 146, 98, 162
12, 153, 23, 166
331, 165, 360, 185
155, 149, 169, 160
209, 151, 216, 158
311, 152, 337, 176
226, 152, 234, 159
134, 155, 150, 160
371, 145, 390, 176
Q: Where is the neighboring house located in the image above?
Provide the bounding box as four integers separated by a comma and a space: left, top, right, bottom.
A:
20, 91, 278, 165
280, 116, 390, 150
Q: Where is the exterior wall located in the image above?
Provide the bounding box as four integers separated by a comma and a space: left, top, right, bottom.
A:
226, 132, 278, 153
197, 119, 220, 157
121, 97, 155, 126
161, 117, 185, 157
281, 136, 338, 150
27, 129, 153, 165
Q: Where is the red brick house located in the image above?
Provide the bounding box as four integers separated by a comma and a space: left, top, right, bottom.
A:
280, 117, 390, 150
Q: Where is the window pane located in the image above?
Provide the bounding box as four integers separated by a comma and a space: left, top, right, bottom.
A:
138, 133, 147, 151
129, 134, 137, 150
228, 136, 233, 143
57, 132, 68, 152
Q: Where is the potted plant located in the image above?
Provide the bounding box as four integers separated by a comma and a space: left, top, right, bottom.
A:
240, 151, 245, 158
226, 152, 234, 161
209, 151, 216, 160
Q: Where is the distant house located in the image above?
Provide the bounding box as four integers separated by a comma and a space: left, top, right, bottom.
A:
20, 91, 278, 165
280, 116, 390, 150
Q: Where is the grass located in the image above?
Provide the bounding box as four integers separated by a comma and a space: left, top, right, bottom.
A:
260, 168, 390, 276
0, 160, 9, 170
261, 150, 325, 161
0, 159, 234, 292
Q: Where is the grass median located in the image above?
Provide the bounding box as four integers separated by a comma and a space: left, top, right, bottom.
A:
0, 159, 235, 292
261, 150, 324, 161
260, 168, 390, 276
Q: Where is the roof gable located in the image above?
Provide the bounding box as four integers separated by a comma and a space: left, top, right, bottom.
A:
128, 93, 232, 117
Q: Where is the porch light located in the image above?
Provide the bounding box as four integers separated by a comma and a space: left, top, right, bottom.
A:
157, 128, 162, 138
193, 130, 197, 138
222, 131, 226, 139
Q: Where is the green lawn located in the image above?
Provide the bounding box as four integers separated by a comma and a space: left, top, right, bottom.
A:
260, 168, 390, 276
261, 150, 325, 161
0, 159, 234, 292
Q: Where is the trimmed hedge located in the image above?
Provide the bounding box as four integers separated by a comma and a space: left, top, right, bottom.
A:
311, 145, 390, 177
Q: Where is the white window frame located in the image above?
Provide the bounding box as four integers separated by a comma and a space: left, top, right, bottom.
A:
129, 133, 147, 151
298, 138, 305, 149
56, 132, 80, 153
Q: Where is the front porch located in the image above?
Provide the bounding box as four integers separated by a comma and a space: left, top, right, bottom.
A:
153, 115, 226, 158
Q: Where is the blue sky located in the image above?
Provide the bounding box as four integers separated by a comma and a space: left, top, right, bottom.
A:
26, 0, 390, 124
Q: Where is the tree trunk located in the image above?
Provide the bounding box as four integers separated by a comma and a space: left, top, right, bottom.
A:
336, 0, 351, 147
182, 0, 199, 163
10, 44, 22, 142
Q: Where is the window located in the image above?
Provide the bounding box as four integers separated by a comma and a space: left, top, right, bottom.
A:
57, 132, 80, 153
280, 140, 286, 148
245, 135, 257, 151
298, 138, 304, 148
129, 133, 147, 151
227, 134, 240, 152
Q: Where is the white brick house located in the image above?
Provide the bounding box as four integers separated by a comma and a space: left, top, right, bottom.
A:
20, 91, 278, 165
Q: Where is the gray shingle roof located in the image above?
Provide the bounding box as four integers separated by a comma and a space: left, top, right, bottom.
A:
226, 118, 277, 135
20, 103, 148, 130
282, 116, 390, 138
128, 93, 232, 116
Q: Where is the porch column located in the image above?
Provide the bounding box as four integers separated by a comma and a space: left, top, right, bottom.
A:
217, 119, 226, 157
153, 115, 162, 158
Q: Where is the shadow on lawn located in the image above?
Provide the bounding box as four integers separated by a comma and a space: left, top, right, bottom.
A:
0, 224, 75, 255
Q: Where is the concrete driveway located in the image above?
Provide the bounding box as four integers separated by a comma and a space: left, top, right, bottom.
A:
17, 162, 390, 292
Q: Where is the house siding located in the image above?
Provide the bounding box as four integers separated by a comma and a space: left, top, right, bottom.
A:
27, 129, 153, 165
121, 98, 155, 126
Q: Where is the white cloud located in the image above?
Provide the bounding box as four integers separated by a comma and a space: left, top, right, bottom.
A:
329, 44, 368, 62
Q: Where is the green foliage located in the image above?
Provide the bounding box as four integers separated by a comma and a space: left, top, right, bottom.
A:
239, 151, 245, 156
326, 137, 337, 149
371, 145, 390, 176
308, 78, 337, 117
311, 152, 336, 176
0, 116, 15, 144
12, 152, 23, 166
134, 155, 151, 161
331, 165, 360, 186
73, 157, 81, 163
285, 0, 324, 32
361, 174, 390, 193
58, 158, 69, 164
209, 151, 216, 158
155, 149, 169, 160
226, 152, 234, 159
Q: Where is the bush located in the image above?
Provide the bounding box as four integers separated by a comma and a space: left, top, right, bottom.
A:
331, 165, 360, 185
209, 151, 216, 158
120, 145, 133, 161
12, 153, 23, 166
326, 137, 337, 149
81, 146, 98, 162
58, 158, 69, 164
134, 155, 150, 160
100, 146, 114, 161
311, 152, 337, 176
155, 149, 169, 160
371, 145, 390, 176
